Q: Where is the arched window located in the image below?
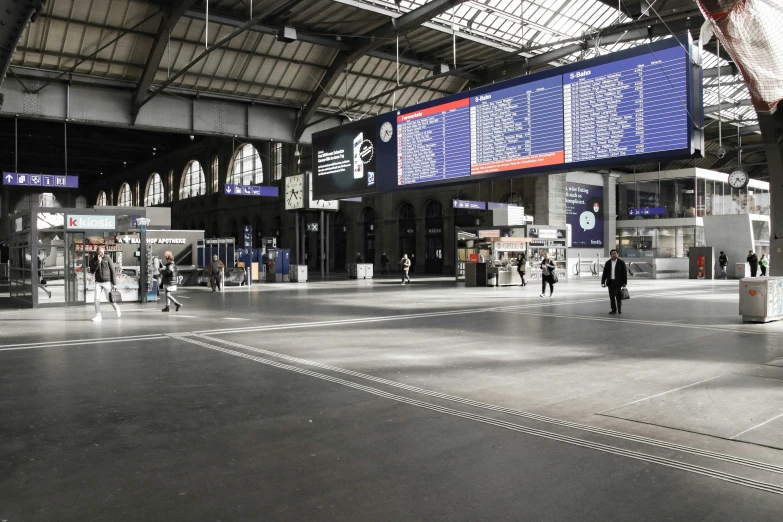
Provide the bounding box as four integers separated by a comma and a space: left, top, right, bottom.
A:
398, 202, 416, 270
212, 156, 220, 193
181, 160, 205, 199
229, 143, 263, 185
145, 173, 165, 206
117, 183, 133, 207
15, 193, 61, 213
96, 191, 107, 206
504, 193, 523, 207
424, 200, 444, 274
75, 196, 88, 209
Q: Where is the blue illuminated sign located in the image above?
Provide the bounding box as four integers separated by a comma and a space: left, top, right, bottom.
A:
224, 185, 278, 197
629, 207, 666, 217
4, 172, 79, 188
452, 199, 486, 210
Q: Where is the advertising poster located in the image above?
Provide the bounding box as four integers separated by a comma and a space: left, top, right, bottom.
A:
565, 182, 604, 248
313, 118, 378, 199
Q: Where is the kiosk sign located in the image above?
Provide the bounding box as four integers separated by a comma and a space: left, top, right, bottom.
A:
66, 215, 116, 230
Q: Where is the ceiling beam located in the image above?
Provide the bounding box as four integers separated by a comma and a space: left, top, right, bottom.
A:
0, 0, 46, 103
136, 0, 291, 114
295, 0, 469, 139
703, 99, 753, 114
132, 0, 199, 121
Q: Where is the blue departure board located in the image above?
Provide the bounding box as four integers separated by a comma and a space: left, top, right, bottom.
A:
469, 75, 564, 175
563, 45, 689, 163
397, 98, 471, 185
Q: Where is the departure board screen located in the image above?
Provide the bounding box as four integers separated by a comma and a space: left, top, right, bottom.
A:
391, 38, 697, 190
563, 45, 689, 163
397, 99, 471, 185
469, 75, 564, 174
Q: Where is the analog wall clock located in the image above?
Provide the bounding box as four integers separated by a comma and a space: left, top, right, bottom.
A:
728, 170, 749, 189
285, 174, 305, 210
380, 121, 394, 143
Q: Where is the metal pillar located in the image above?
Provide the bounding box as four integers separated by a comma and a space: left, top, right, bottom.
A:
758, 110, 783, 276
602, 172, 620, 256
320, 211, 325, 279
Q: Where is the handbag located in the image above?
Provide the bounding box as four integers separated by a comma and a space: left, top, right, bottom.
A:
551, 271, 559, 284
109, 289, 123, 303
619, 287, 630, 300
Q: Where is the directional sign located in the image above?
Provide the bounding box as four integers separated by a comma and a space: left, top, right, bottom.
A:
3, 172, 79, 188
243, 225, 252, 249
452, 199, 486, 210
224, 184, 278, 197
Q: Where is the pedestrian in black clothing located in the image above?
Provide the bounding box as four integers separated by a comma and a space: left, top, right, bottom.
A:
747, 251, 759, 277
718, 251, 728, 280
539, 253, 555, 298
160, 251, 182, 312
517, 252, 527, 286
602, 249, 628, 315
380, 253, 389, 275
356, 252, 363, 264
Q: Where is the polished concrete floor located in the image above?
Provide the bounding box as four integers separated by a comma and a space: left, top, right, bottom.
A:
2, 276, 783, 520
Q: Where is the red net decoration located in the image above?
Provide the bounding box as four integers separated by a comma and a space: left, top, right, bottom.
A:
696, 0, 783, 114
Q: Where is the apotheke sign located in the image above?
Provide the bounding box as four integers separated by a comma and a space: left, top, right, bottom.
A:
66, 215, 116, 230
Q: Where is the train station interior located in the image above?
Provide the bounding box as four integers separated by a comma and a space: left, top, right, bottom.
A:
2, 0, 783, 519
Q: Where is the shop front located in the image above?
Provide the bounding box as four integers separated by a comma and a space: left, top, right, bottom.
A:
8, 207, 154, 308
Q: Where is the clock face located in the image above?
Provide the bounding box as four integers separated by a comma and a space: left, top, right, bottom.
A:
308, 175, 339, 211
285, 174, 304, 210
380, 121, 394, 143
728, 170, 748, 189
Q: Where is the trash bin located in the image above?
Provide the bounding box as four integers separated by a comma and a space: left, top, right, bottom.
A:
735, 262, 749, 279
739, 277, 783, 323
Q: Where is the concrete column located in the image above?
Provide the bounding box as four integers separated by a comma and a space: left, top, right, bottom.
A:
758, 112, 783, 276
603, 172, 620, 256
534, 173, 566, 227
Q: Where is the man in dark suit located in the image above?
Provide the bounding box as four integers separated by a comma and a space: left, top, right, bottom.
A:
601, 249, 628, 315
747, 251, 759, 277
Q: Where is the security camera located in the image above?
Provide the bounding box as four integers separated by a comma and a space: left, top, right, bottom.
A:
716, 147, 726, 159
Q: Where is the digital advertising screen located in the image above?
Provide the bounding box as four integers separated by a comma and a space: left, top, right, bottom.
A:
313, 118, 378, 199
565, 182, 604, 248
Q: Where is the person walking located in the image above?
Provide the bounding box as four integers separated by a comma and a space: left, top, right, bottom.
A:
160, 251, 182, 312
718, 251, 728, 280
380, 253, 390, 275
601, 249, 628, 315
760, 254, 769, 276
400, 253, 411, 285
207, 254, 224, 292
747, 251, 759, 277
539, 252, 556, 298
517, 252, 527, 286
89, 246, 121, 322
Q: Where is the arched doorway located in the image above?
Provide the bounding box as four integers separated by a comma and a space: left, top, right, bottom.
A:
398, 202, 416, 272
424, 200, 444, 274
361, 207, 376, 265
334, 211, 347, 271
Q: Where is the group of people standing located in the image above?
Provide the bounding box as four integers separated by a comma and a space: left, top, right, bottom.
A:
718, 251, 770, 279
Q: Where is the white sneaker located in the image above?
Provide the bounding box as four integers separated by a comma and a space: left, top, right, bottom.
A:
540, 294, 545, 298
92, 314, 102, 322
115, 308, 121, 318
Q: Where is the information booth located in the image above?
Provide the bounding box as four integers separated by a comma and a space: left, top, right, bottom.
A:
7, 207, 156, 308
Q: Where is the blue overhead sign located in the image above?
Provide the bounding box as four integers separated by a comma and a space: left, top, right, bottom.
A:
629, 207, 666, 217
452, 199, 486, 210
4, 172, 79, 188
224, 184, 279, 197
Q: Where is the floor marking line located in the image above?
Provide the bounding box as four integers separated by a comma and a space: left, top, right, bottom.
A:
197, 334, 783, 476
172, 335, 783, 496
0, 333, 165, 351
495, 309, 783, 336
730, 412, 783, 440
596, 374, 726, 415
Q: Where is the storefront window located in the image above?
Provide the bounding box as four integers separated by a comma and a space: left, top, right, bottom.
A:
676, 178, 696, 218
658, 227, 675, 258
678, 227, 696, 257
618, 182, 636, 218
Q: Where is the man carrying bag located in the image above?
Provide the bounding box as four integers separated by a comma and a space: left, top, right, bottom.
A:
601, 249, 628, 315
